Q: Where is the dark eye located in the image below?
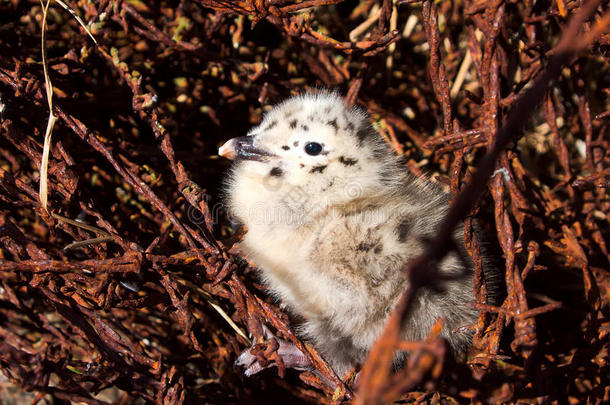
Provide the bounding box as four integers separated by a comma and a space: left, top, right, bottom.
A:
304, 142, 323, 156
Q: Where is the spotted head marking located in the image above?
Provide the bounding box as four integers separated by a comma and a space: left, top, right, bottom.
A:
220, 91, 401, 213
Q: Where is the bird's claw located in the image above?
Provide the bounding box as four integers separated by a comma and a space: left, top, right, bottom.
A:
235, 326, 312, 377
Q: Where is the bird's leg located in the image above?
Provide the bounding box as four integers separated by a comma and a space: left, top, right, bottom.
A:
235, 325, 313, 377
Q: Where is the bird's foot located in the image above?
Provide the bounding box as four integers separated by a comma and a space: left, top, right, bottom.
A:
235, 326, 312, 377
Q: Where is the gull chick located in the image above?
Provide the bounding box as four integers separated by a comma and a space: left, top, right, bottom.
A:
220, 92, 490, 377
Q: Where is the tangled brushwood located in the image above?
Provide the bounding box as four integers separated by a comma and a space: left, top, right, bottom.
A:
0, 1, 608, 404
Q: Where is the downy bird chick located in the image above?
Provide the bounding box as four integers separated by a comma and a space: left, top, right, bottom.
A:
220, 91, 489, 377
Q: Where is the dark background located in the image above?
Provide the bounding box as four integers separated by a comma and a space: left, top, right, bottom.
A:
0, 0, 608, 403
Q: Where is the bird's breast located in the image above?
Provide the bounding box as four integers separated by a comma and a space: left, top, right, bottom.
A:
238, 224, 337, 319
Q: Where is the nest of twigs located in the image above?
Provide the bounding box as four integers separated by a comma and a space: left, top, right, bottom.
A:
0, 0, 608, 404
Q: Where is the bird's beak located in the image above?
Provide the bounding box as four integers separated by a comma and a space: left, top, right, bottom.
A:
218, 136, 275, 161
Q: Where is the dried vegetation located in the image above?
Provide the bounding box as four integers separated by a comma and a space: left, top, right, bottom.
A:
0, 0, 608, 403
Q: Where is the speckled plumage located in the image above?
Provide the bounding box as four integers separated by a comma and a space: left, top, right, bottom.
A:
221, 92, 492, 376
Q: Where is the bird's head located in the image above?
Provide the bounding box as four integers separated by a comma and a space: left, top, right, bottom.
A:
220, 92, 400, 225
